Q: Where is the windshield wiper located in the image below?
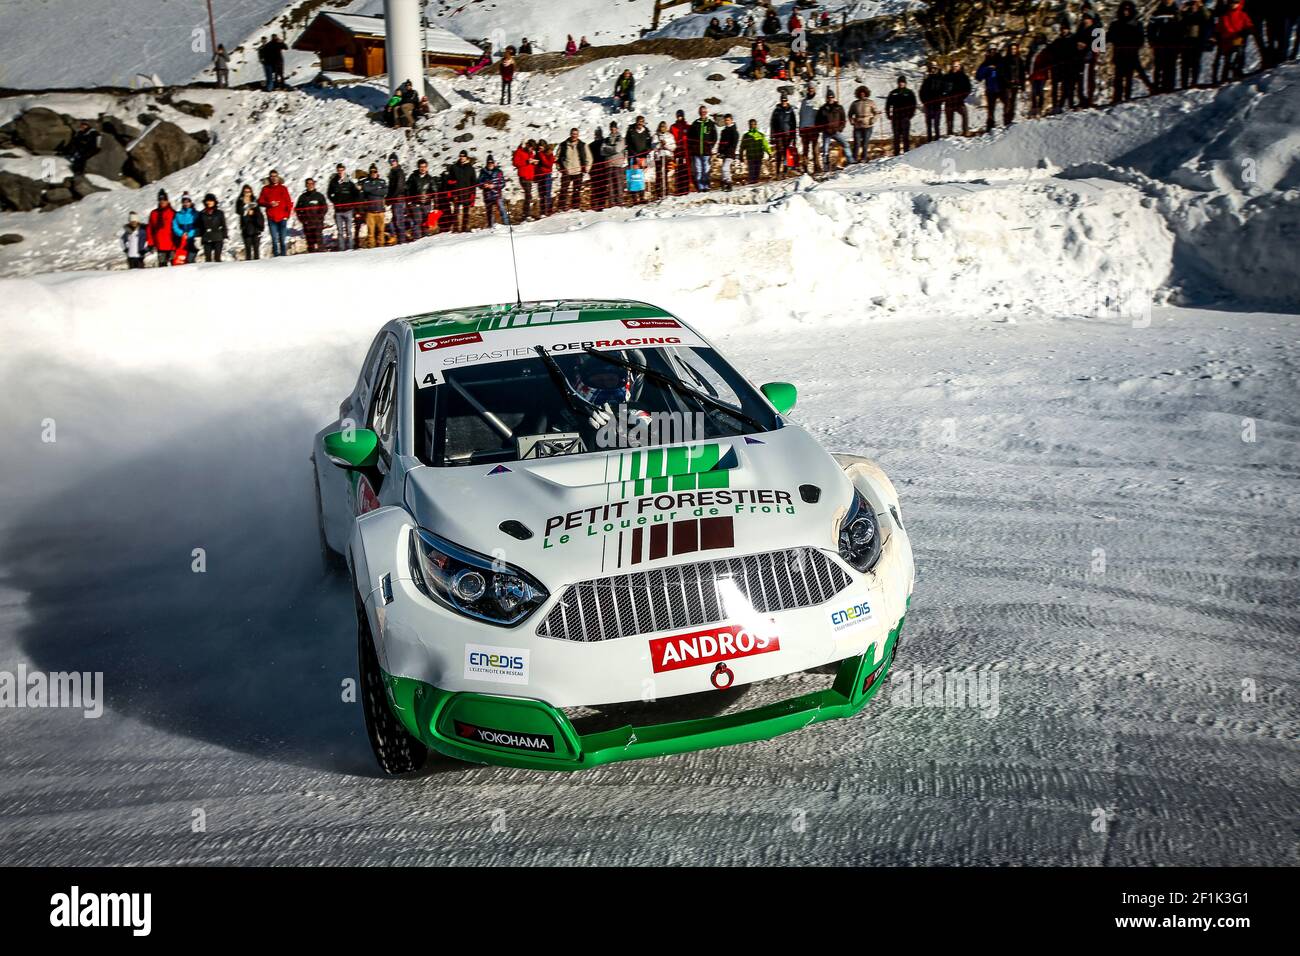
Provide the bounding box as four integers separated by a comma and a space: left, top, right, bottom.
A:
581, 347, 766, 433
534, 345, 597, 421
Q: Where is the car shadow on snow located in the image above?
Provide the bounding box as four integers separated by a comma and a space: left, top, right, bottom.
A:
1, 402, 378, 776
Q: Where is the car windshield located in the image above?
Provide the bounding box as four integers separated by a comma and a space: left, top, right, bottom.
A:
416, 345, 780, 467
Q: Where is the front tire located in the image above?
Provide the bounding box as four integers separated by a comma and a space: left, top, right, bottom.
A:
357, 596, 428, 775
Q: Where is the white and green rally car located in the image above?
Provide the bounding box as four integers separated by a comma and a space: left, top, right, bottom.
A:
313, 299, 914, 773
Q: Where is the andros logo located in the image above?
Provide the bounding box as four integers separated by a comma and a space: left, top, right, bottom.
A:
649, 624, 780, 674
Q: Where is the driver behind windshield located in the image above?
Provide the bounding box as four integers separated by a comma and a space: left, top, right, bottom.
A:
573, 351, 653, 444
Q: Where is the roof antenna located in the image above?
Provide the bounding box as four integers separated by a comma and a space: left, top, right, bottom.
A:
504, 204, 523, 309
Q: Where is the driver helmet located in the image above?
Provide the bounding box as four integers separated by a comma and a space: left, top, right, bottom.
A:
574, 352, 641, 407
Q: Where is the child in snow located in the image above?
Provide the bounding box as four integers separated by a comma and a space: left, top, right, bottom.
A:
121, 212, 148, 269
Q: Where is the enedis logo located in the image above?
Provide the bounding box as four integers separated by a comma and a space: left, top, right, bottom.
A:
464, 644, 530, 685
649, 624, 780, 673
830, 599, 873, 631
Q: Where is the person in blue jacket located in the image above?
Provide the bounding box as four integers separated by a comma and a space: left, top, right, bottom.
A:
477, 155, 508, 228
975, 48, 1004, 130
171, 192, 200, 261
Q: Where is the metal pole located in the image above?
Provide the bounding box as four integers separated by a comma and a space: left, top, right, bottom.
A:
206, 0, 217, 58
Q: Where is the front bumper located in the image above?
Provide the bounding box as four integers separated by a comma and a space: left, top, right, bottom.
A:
383, 612, 906, 771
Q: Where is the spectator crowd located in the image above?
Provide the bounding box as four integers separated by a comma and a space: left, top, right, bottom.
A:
122, 0, 1297, 268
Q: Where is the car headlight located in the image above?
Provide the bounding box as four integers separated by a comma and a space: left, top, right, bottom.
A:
408, 529, 548, 626
837, 489, 883, 573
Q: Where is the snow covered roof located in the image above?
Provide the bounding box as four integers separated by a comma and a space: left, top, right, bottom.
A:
318, 13, 483, 58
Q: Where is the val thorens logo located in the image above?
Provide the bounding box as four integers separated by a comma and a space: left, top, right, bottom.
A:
648, 624, 780, 674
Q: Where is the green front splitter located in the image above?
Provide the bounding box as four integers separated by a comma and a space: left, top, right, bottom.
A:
381, 615, 905, 772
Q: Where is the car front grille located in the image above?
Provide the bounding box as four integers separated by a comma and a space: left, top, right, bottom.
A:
535, 547, 852, 643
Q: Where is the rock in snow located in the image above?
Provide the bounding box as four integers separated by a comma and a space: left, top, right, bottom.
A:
124, 120, 205, 184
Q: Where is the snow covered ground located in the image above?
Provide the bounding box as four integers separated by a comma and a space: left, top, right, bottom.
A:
0, 295, 1295, 864
0, 35, 1296, 865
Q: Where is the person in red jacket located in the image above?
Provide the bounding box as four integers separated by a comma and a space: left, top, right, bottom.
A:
146, 190, 176, 266
257, 169, 293, 256
1215, 0, 1255, 83
669, 109, 690, 195
500, 48, 516, 104
535, 140, 556, 216
512, 140, 537, 219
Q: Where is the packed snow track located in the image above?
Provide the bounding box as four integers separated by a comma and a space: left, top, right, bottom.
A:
0, 298, 1295, 865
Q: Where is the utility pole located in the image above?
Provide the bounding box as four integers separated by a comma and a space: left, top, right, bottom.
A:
205, 0, 217, 56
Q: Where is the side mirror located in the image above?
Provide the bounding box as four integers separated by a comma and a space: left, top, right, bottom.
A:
760, 381, 797, 416
323, 428, 380, 469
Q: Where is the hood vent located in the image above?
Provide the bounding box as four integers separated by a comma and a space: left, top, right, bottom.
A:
499, 520, 533, 540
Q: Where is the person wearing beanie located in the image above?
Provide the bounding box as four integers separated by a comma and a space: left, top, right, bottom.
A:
147, 191, 175, 266
198, 192, 228, 262
670, 108, 690, 192
296, 176, 328, 252
121, 211, 149, 269
171, 192, 200, 264
885, 73, 919, 155
396, 79, 418, 128
387, 152, 409, 243
448, 150, 477, 232
360, 164, 388, 247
